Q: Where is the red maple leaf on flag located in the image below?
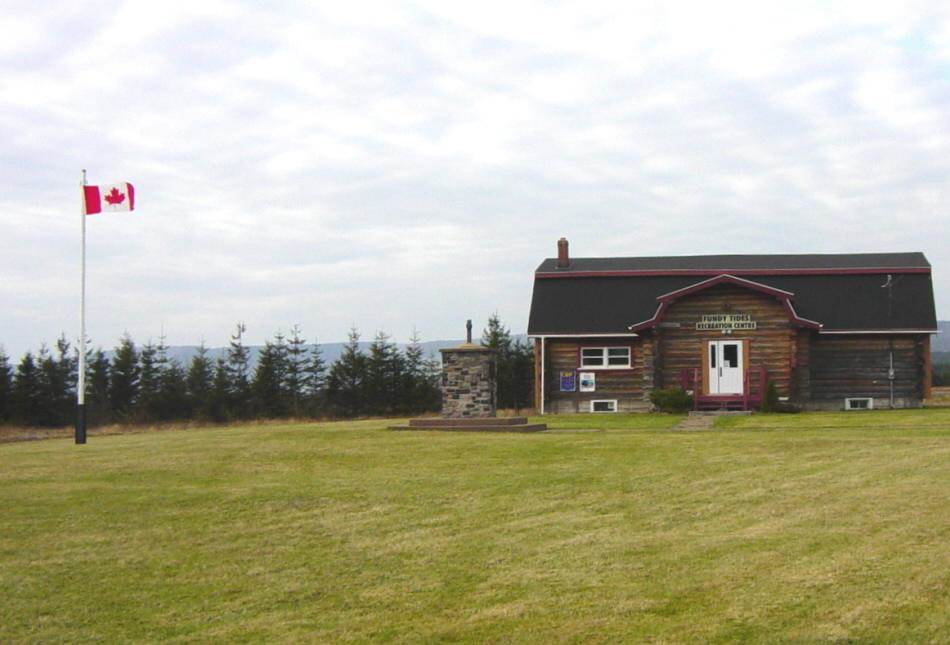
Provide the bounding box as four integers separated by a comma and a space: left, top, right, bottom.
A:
104, 187, 125, 205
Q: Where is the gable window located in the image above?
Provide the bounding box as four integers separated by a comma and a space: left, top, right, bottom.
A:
580, 346, 631, 369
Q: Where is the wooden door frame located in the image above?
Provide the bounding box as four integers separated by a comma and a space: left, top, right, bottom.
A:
702, 339, 750, 396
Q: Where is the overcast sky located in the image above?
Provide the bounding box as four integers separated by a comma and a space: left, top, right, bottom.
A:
2, 1, 949, 359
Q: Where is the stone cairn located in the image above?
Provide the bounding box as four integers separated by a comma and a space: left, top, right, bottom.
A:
391, 320, 546, 432
440, 319, 497, 418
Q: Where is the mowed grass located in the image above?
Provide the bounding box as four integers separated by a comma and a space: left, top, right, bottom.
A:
1, 412, 948, 643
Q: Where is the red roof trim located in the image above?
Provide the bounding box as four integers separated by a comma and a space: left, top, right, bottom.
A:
656, 274, 794, 301
536, 267, 930, 279
628, 274, 822, 332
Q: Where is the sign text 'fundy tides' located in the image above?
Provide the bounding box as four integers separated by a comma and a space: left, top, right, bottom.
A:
695, 313, 757, 331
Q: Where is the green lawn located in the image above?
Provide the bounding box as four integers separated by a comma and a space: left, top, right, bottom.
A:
1, 411, 948, 642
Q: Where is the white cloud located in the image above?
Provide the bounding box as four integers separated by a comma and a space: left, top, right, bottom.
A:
1, 0, 949, 358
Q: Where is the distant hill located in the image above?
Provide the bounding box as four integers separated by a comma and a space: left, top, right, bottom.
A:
112, 335, 530, 369
157, 339, 459, 370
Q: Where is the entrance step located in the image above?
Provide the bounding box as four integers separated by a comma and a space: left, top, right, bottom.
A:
391, 416, 547, 433
688, 410, 753, 416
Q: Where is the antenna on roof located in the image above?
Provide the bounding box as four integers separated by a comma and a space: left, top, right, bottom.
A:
880, 274, 893, 318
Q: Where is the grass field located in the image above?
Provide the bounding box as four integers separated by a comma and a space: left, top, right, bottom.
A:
2, 411, 948, 642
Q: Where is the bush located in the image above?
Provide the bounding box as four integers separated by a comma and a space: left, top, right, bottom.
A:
760, 381, 780, 413
649, 387, 693, 413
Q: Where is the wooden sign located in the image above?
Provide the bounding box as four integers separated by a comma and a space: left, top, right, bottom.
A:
696, 313, 756, 331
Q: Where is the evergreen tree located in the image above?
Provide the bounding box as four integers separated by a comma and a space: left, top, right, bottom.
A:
509, 338, 535, 412
226, 323, 251, 418
87, 349, 112, 426
11, 352, 41, 425
209, 358, 231, 422
52, 335, 77, 426
158, 359, 188, 422
137, 340, 160, 422
366, 331, 403, 416
110, 333, 139, 419
421, 351, 442, 412
35, 344, 58, 426
482, 313, 515, 409
252, 332, 289, 418
326, 327, 366, 417
305, 341, 327, 417
401, 329, 426, 414
0, 347, 11, 423
285, 325, 308, 417
186, 343, 214, 421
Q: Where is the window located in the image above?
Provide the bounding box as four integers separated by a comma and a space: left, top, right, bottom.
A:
845, 397, 873, 410
580, 346, 631, 369
723, 344, 738, 368
590, 399, 618, 413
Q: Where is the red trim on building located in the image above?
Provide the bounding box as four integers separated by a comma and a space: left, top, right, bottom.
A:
628, 274, 822, 332
536, 267, 931, 279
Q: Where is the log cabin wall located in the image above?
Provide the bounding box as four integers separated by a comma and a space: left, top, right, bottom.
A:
656, 284, 797, 397
543, 338, 650, 413
808, 334, 925, 409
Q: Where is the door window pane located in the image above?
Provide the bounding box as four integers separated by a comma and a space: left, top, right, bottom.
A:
723, 344, 738, 368
710, 344, 716, 368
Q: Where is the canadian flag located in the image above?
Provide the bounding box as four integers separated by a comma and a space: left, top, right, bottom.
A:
83, 183, 135, 215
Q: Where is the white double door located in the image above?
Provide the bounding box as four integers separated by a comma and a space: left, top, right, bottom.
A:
707, 340, 744, 394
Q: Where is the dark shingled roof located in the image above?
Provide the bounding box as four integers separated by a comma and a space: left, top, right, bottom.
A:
528, 253, 937, 334
535, 252, 931, 274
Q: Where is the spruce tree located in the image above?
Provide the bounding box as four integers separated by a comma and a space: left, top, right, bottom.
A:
186, 343, 214, 421
401, 329, 425, 414
53, 335, 76, 426
326, 327, 366, 418
110, 333, 140, 420
305, 341, 327, 417
35, 344, 59, 426
137, 340, 160, 422
252, 334, 289, 419
158, 359, 188, 422
482, 313, 515, 409
509, 338, 535, 413
285, 325, 308, 417
0, 347, 11, 423
366, 331, 403, 416
87, 349, 112, 426
210, 358, 231, 422
226, 323, 251, 419
11, 352, 41, 426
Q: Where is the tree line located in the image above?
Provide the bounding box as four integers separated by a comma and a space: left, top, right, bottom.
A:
0, 315, 534, 428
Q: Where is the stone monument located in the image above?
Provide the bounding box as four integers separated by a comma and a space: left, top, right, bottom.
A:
391, 320, 546, 432
439, 319, 497, 418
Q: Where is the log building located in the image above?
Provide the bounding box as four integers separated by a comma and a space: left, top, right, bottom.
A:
527, 239, 938, 413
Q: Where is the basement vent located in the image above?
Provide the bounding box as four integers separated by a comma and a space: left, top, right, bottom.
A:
845, 397, 874, 411
590, 400, 618, 413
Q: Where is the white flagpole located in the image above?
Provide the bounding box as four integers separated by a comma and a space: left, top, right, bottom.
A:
77, 169, 87, 444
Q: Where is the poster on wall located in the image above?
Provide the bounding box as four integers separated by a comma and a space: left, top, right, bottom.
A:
579, 372, 596, 392
559, 370, 576, 392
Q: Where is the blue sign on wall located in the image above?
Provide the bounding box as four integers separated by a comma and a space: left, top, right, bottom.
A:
559, 370, 576, 392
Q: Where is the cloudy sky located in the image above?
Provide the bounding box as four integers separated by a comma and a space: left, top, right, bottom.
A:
2, 1, 949, 358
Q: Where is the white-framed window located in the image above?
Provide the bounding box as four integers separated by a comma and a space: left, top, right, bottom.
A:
845, 397, 874, 411
580, 346, 631, 369
590, 399, 618, 413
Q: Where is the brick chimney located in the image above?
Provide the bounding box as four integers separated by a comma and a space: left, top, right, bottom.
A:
556, 237, 570, 268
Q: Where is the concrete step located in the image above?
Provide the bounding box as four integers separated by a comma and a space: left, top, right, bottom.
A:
408, 416, 529, 428
391, 423, 547, 433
